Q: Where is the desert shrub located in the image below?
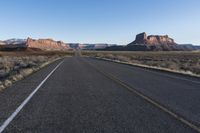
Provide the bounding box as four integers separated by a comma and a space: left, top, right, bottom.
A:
84, 51, 200, 75
0, 55, 60, 81
116, 55, 130, 62
104, 54, 115, 60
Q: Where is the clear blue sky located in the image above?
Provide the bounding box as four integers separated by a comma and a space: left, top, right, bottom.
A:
0, 0, 200, 45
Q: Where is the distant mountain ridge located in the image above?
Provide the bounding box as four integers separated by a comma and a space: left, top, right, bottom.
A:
27, 38, 69, 50
0, 38, 70, 51
129, 32, 176, 46
1, 34, 199, 51
0, 38, 113, 51
0, 39, 27, 50
0, 39, 26, 45
68, 43, 115, 50
105, 32, 200, 51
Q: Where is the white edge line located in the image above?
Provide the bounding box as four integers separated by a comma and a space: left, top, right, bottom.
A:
0, 60, 64, 133
95, 57, 200, 84
85, 59, 200, 132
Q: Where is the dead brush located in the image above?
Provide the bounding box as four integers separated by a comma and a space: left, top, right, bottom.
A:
82, 51, 200, 76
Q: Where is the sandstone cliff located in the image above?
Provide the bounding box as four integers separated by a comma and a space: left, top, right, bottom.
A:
127, 32, 178, 51
129, 32, 176, 46
104, 32, 200, 51
26, 38, 69, 50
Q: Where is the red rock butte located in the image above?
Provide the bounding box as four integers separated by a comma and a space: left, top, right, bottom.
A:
26, 38, 69, 50
130, 32, 176, 45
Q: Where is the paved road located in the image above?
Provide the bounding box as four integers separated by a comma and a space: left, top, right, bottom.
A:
86, 57, 200, 126
0, 57, 199, 133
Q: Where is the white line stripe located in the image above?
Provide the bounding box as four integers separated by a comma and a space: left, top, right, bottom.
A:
140, 68, 200, 84
85, 59, 200, 133
97, 57, 200, 84
0, 60, 64, 133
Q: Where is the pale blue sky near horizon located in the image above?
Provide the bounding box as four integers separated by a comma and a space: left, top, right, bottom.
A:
0, 0, 199, 45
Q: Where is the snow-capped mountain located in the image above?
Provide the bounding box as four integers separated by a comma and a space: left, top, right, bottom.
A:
0, 40, 6, 45
0, 38, 27, 50
4, 39, 27, 45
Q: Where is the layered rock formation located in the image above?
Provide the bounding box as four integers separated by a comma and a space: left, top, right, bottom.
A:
104, 32, 200, 51
126, 32, 179, 51
1, 34, 199, 51
0, 38, 70, 51
129, 32, 176, 46
0, 38, 111, 51
26, 38, 69, 50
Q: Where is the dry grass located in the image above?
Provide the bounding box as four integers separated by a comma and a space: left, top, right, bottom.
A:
0, 50, 74, 92
82, 51, 200, 76
0, 50, 74, 57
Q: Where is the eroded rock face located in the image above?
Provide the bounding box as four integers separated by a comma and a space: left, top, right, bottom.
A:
134, 32, 148, 44
147, 35, 175, 45
26, 38, 69, 50
130, 32, 176, 45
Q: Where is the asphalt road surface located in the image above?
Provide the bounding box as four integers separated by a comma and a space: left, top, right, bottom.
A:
0, 57, 200, 133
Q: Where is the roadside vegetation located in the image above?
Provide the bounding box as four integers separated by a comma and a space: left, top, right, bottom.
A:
82, 51, 200, 76
0, 50, 74, 92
